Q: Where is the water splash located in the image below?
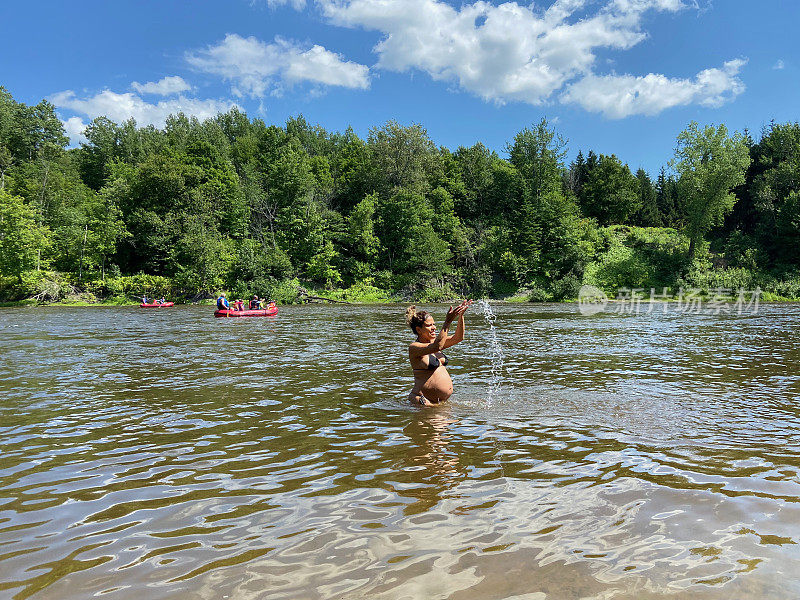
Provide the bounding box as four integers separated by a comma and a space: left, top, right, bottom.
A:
477, 299, 505, 403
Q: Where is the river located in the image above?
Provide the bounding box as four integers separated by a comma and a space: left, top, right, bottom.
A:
1, 303, 799, 599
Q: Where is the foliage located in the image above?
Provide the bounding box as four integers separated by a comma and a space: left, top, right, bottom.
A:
0, 86, 798, 304
672, 122, 751, 259
326, 280, 395, 303
583, 226, 691, 293
682, 266, 759, 293
581, 154, 640, 225
0, 190, 49, 281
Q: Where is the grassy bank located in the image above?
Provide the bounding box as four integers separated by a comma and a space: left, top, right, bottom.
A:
3, 271, 799, 307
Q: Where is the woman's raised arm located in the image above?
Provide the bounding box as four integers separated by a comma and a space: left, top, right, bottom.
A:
443, 300, 471, 348
409, 308, 457, 358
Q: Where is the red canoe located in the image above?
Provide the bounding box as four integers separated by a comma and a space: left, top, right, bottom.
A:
214, 306, 278, 318
140, 302, 174, 307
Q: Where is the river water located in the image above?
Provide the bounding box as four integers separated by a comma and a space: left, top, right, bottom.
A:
1, 303, 799, 599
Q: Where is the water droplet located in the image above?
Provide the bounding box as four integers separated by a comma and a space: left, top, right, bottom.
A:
477, 300, 505, 404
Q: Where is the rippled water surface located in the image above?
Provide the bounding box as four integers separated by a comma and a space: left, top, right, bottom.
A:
1, 303, 800, 599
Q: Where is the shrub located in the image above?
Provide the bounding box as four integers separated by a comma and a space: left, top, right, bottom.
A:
0, 271, 75, 302
417, 282, 457, 303
550, 273, 582, 300
327, 280, 394, 303
584, 244, 653, 292
762, 274, 800, 300
490, 278, 518, 299
525, 285, 550, 302
683, 266, 758, 293
0, 273, 38, 301
584, 226, 692, 294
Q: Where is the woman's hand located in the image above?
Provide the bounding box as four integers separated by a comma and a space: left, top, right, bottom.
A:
447, 299, 472, 315
452, 299, 472, 317
444, 299, 472, 326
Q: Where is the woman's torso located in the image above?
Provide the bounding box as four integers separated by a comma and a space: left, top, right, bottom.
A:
409, 349, 453, 402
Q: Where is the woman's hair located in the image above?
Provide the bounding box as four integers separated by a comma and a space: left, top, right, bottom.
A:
405, 305, 430, 334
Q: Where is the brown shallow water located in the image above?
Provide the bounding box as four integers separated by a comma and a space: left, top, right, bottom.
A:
1, 303, 799, 599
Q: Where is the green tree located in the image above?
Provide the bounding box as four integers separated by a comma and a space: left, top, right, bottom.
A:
566, 150, 588, 200
655, 167, 678, 227
171, 218, 233, 293
0, 145, 13, 191
330, 127, 375, 213
581, 154, 640, 225
635, 168, 660, 226
0, 190, 50, 281
454, 143, 495, 219
672, 122, 751, 260
507, 118, 566, 205
367, 121, 436, 194
1, 93, 68, 163
375, 188, 424, 271
252, 133, 314, 248
487, 158, 524, 224
745, 122, 800, 265
504, 119, 591, 289
346, 193, 381, 265
286, 114, 332, 157
407, 225, 452, 285
775, 191, 800, 265
90, 184, 129, 279
79, 117, 121, 190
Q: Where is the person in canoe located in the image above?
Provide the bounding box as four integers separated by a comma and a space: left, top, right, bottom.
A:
406, 300, 472, 407
249, 295, 262, 310
142, 295, 149, 304
157, 297, 166, 305
217, 293, 231, 311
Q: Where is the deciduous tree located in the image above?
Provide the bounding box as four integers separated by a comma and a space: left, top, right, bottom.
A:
672, 122, 750, 260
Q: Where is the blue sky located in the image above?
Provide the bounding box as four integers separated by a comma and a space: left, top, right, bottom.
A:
1, 0, 797, 174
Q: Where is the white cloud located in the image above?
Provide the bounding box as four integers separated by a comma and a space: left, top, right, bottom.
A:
262, 0, 307, 8
773, 59, 785, 70
50, 89, 238, 143
186, 33, 370, 97
62, 116, 88, 145
317, 0, 687, 104
561, 59, 746, 118
314, 0, 745, 116
131, 75, 193, 95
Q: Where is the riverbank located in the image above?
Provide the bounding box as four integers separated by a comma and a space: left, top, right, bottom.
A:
4, 260, 800, 307
3, 288, 799, 308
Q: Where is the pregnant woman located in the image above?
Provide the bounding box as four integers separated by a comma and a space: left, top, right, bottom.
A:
406, 300, 472, 406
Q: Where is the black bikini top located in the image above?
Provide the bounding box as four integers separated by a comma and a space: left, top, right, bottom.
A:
414, 352, 448, 371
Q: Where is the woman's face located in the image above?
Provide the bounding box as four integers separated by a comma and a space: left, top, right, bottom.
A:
417, 316, 436, 341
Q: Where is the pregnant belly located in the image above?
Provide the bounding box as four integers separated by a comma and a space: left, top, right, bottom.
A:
418, 369, 454, 402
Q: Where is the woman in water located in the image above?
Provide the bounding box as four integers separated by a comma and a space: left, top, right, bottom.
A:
406, 300, 472, 406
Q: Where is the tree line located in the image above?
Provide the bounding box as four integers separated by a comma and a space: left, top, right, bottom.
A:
1, 85, 798, 303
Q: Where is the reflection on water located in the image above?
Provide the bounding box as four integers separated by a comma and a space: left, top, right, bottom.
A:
1, 303, 800, 599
